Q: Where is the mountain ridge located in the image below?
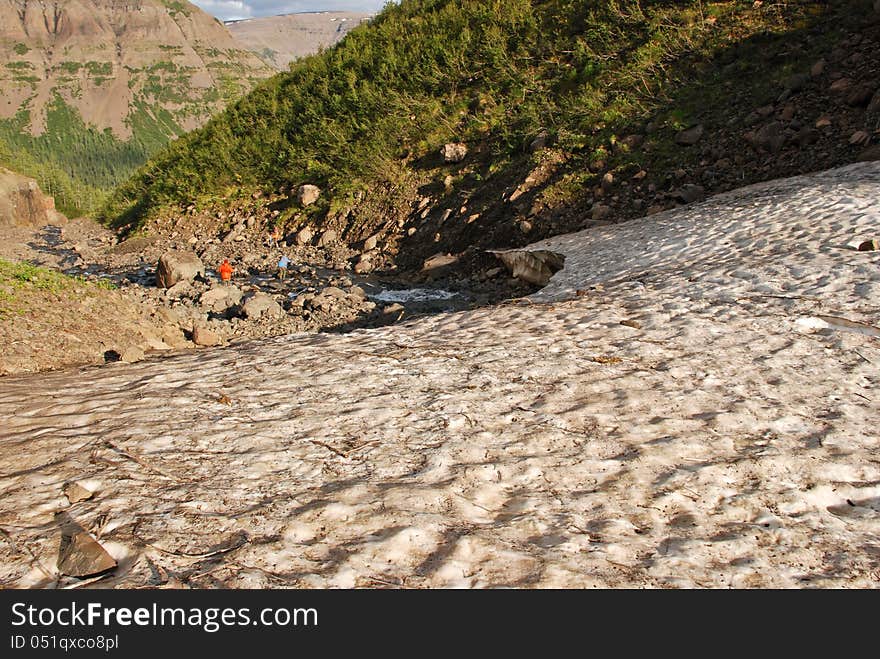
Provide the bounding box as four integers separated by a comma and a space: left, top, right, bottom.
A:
225, 10, 373, 70
0, 0, 273, 215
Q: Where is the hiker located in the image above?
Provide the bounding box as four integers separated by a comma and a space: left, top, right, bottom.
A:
219, 258, 233, 285
277, 255, 290, 280
268, 225, 282, 249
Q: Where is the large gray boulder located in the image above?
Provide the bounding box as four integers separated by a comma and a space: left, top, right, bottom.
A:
156, 251, 204, 289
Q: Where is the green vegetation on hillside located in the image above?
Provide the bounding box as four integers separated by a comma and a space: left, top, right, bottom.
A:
0, 98, 151, 216
101, 0, 875, 234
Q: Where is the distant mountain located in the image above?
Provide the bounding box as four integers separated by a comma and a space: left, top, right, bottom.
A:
226, 11, 372, 70
0, 0, 273, 215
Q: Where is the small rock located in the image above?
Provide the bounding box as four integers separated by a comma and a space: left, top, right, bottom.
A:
866, 90, 880, 114
674, 184, 705, 204
518, 220, 533, 234
529, 132, 549, 152
63, 482, 94, 504
383, 303, 405, 316
846, 86, 874, 107
849, 130, 871, 146
810, 59, 825, 77
55, 513, 117, 578
363, 234, 379, 251
796, 128, 820, 146
591, 203, 611, 221
754, 121, 786, 153
847, 237, 879, 251
354, 260, 372, 274
297, 184, 321, 206
241, 293, 282, 320
199, 286, 243, 313
440, 142, 468, 163
318, 229, 338, 247
193, 324, 223, 347
120, 346, 145, 363
296, 227, 314, 245
601, 172, 614, 191
815, 115, 832, 129
620, 319, 643, 329
784, 72, 809, 92
675, 124, 704, 146
829, 78, 852, 93
322, 286, 347, 300
780, 104, 796, 121
422, 253, 458, 272
858, 144, 880, 161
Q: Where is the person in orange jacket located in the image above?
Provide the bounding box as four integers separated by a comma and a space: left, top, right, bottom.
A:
219, 258, 233, 284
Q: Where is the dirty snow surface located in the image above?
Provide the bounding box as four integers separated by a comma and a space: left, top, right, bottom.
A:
2, 163, 879, 588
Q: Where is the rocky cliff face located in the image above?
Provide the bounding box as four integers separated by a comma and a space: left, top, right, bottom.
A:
0, 166, 65, 227
226, 11, 372, 70
0, 0, 272, 138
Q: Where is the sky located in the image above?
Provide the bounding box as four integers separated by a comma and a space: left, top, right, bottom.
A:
191, 0, 389, 22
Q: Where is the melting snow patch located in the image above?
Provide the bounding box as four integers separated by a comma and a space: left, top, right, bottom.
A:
371, 288, 459, 303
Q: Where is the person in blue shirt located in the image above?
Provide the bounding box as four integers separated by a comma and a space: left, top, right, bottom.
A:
277, 255, 290, 280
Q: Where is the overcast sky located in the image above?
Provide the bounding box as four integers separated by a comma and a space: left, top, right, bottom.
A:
192, 1, 388, 21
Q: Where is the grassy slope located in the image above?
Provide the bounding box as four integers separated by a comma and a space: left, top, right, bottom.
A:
0, 257, 115, 317
103, 0, 876, 246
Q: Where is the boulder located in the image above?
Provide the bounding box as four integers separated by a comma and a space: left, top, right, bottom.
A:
156, 251, 204, 289
0, 167, 66, 228
295, 227, 314, 245
440, 142, 468, 163
490, 249, 566, 286
297, 184, 321, 206
199, 285, 243, 313
240, 293, 282, 320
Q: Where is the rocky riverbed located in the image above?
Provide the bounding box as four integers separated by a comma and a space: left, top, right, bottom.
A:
0, 214, 536, 375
